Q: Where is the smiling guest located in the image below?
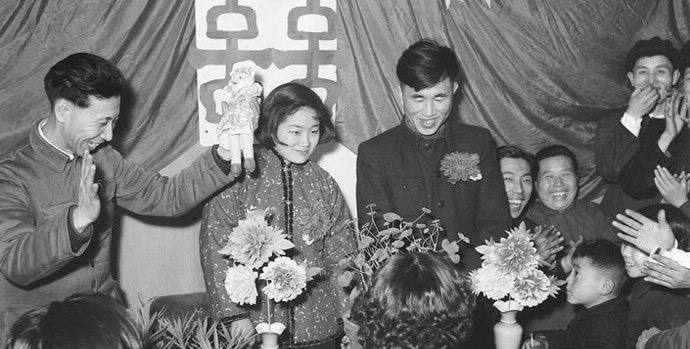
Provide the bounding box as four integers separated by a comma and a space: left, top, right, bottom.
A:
526, 144, 615, 244
0, 53, 244, 345
522, 144, 617, 333
497, 145, 536, 227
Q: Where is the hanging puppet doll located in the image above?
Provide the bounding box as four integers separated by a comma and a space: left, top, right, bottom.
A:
217, 62, 263, 174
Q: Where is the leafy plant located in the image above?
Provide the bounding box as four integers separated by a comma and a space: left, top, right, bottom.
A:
337, 204, 468, 301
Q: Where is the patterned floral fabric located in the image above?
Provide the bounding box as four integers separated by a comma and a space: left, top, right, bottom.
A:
200, 147, 355, 348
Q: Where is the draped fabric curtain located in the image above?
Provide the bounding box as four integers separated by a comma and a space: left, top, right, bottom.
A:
335, 0, 690, 199
0, 0, 198, 169
1, 0, 690, 198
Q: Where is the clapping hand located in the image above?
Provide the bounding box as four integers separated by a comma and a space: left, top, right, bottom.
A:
531, 225, 564, 269
658, 91, 688, 153
654, 166, 689, 207
613, 209, 675, 254
70, 151, 100, 232
643, 254, 690, 289
560, 236, 583, 274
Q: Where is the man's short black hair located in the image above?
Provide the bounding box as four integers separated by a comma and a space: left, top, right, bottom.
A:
44, 53, 125, 109
497, 145, 536, 178
534, 144, 578, 175
396, 39, 460, 91
572, 239, 627, 296
678, 41, 690, 77
625, 37, 678, 73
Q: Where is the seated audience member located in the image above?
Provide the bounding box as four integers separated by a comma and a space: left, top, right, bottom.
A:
595, 37, 680, 217
349, 252, 475, 349
526, 144, 617, 244
618, 204, 690, 348
522, 144, 616, 332
6, 293, 144, 349
497, 145, 537, 227
522, 239, 628, 349
498, 145, 564, 268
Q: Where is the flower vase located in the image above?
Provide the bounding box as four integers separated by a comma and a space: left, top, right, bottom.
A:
493, 301, 523, 349
256, 322, 286, 349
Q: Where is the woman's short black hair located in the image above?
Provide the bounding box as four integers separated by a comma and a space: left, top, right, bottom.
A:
255, 82, 335, 148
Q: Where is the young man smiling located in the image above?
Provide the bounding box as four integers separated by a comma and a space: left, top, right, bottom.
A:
356, 39, 511, 269
595, 37, 680, 216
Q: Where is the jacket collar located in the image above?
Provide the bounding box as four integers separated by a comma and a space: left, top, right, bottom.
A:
30, 119, 74, 172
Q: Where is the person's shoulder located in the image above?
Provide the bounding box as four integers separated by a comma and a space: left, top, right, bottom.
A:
358, 124, 405, 150
449, 122, 491, 138
0, 137, 33, 178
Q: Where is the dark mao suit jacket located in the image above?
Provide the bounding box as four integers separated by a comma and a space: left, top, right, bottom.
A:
356, 122, 511, 268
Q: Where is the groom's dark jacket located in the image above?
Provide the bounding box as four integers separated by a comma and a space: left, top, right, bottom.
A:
356, 121, 511, 269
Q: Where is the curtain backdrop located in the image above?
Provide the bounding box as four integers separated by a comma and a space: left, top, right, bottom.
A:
1, 0, 690, 197
0, 0, 198, 169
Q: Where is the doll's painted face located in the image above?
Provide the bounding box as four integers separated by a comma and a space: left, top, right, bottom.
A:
620, 243, 647, 278
229, 67, 254, 91
274, 107, 320, 164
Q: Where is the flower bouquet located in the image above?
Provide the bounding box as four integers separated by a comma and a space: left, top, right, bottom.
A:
218, 208, 321, 349
337, 204, 468, 300
469, 222, 562, 349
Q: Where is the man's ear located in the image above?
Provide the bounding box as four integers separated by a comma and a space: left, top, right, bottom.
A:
599, 277, 615, 296
453, 81, 459, 94
627, 72, 635, 88
54, 99, 71, 123
673, 69, 680, 86
393, 84, 403, 109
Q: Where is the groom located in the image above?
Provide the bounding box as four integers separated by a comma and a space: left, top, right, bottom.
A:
356, 39, 511, 269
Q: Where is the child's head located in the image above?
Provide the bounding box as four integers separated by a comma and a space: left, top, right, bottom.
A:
6, 293, 144, 349
621, 204, 690, 279
256, 82, 334, 164
5, 309, 45, 349
350, 252, 475, 348
566, 239, 627, 308
625, 37, 679, 97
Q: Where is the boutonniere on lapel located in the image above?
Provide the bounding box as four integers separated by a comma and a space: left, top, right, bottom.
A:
439, 151, 482, 184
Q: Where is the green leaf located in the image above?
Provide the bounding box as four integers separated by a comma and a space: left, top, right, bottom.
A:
382, 212, 402, 222
337, 271, 354, 287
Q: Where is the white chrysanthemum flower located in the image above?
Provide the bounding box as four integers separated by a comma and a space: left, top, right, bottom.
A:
470, 264, 513, 300
512, 269, 552, 307
260, 257, 308, 302
224, 265, 258, 305
218, 210, 294, 269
